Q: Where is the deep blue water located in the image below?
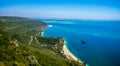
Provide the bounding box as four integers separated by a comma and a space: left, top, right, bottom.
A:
43, 21, 120, 66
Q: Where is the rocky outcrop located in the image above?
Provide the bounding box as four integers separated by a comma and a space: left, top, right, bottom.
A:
28, 55, 38, 64
10, 39, 19, 47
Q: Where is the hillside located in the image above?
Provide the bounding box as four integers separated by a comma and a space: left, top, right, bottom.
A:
0, 16, 84, 66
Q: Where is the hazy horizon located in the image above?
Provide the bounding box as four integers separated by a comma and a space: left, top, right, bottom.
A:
0, 0, 120, 20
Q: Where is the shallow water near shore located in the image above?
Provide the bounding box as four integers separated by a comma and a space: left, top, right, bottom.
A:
43, 20, 120, 66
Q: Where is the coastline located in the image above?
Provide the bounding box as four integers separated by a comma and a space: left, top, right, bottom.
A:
62, 39, 82, 63
42, 25, 88, 66
41, 26, 81, 62
40, 25, 48, 36
41, 32, 44, 36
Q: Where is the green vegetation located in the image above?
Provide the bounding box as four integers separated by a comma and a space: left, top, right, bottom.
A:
0, 16, 84, 66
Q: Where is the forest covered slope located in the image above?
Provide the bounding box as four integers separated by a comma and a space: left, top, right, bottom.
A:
0, 16, 84, 66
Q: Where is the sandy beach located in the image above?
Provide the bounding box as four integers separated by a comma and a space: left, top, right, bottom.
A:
41, 32, 44, 36
62, 40, 82, 63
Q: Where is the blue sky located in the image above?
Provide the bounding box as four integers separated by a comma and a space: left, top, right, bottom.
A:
0, 0, 120, 20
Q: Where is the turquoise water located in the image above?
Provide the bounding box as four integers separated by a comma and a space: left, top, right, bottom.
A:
43, 21, 120, 66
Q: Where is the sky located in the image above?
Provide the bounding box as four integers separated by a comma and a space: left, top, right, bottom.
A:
0, 0, 120, 20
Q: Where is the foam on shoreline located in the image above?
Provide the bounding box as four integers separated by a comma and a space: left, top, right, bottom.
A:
62, 39, 82, 63
42, 25, 90, 66
63, 39, 91, 66
41, 32, 44, 36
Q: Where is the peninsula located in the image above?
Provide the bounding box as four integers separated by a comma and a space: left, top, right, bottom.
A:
0, 16, 85, 66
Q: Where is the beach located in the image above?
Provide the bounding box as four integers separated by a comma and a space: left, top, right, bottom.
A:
62, 40, 82, 63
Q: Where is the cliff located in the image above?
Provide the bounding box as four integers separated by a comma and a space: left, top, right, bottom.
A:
0, 16, 84, 66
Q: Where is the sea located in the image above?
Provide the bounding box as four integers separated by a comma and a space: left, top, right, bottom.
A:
43, 20, 120, 66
